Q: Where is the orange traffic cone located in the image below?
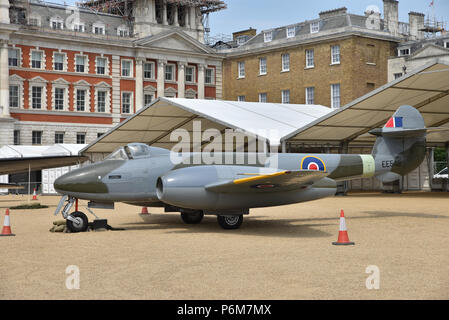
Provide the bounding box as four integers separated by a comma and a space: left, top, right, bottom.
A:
32, 188, 37, 201
332, 210, 354, 245
140, 207, 149, 215
0, 209, 15, 237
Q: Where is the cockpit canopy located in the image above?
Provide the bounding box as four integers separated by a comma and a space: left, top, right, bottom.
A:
105, 143, 151, 161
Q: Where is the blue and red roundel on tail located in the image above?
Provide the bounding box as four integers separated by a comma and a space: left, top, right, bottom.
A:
384, 116, 403, 128
301, 156, 326, 172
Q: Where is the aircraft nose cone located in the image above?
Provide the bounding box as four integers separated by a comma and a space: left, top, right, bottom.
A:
53, 164, 110, 195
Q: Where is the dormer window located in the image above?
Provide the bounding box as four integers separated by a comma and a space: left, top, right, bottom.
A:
287, 26, 296, 38
264, 31, 273, 43
93, 22, 105, 35
117, 25, 129, 37
399, 48, 410, 56
310, 21, 320, 33
445, 41, 449, 49
29, 15, 41, 27
73, 23, 85, 32
50, 17, 64, 30
237, 36, 248, 46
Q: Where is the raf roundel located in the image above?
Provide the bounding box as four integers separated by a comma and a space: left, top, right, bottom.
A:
300, 156, 326, 172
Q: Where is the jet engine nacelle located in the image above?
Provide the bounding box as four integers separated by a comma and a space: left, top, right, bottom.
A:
156, 166, 337, 211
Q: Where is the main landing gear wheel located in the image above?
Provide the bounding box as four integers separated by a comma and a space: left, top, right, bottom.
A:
217, 215, 243, 230
180, 211, 204, 224
66, 211, 89, 233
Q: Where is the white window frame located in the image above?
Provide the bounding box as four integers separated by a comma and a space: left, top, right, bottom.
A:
54, 132, 64, 144
28, 14, 41, 27
306, 49, 314, 68
144, 85, 157, 104
92, 22, 105, 35
264, 31, 273, 43
445, 41, 449, 49
76, 89, 87, 112
32, 131, 43, 145
9, 74, 24, 109
28, 76, 47, 110
394, 73, 403, 80
259, 93, 267, 103
73, 23, 85, 32
117, 25, 129, 37
121, 59, 133, 78
50, 16, 64, 30
75, 54, 88, 73
205, 68, 215, 85
76, 132, 86, 145
8, 48, 21, 67
238, 61, 245, 78
73, 80, 91, 112
53, 52, 66, 71
96, 90, 107, 113
143, 62, 155, 80
331, 45, 341, 65
287, 26, 296, 38
95, 56, 108, 75
282, 53, 290, 72
9, 85, 20, 109
52, 79, 69, 111
165, 63, 175, 82
282, 90, 290, 104
398, 48, 410, 56
121, 91, 133, 114
53, 87, 65, 111
305, 87, 315, 105
259, 57, 267, 75
310, 21, 320, 33
144, 93, 154, 105
94, 82, 111, 113
30, 50, 44, 69
237, 36, 247, 46
237, 95, 245, 102
331, 84, 341, 109
185, 65, 196, 83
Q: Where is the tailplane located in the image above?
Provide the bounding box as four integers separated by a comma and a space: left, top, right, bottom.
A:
371, 105, 426, 183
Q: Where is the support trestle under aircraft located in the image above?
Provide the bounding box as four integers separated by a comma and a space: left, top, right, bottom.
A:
54, 105, 429, 231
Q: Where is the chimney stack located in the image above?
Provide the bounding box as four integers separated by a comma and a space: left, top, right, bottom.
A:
409, 12, 425, 40
383, 0, 399, 36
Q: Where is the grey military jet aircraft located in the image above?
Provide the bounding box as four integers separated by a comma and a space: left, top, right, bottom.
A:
54, 105, 429, 232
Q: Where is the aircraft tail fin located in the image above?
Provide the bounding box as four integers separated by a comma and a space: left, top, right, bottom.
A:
371, 105, 427, 183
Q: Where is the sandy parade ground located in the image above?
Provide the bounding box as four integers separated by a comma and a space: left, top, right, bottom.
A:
0, 192, 448, 300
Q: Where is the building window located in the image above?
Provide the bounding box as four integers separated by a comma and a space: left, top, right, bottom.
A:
394, 73, 403, 79
165, 64, 175, 81
282, 90, 290, 104
237, 36, 248, 46
122, 92, 132, 113
76, 89, 86, 111
205, 68, 214, 84
32, 131, 42, 145
54, 132, 64, 144
144, 94, 154, 105
282, 54, 290, 72
31, 51, 42, 69
29, 17, 40, 26
13, 130, 20, 145
259, 93, 267, 103
331, 45, 340, 64
31, 86, 42, 109
54, 53, 64, 71
121, 60, 132, 77
238, 61, 245, 78
9, 85, 19, 108
310, 21, 320, 33
306, 87, 315, 105
118, 27, 129, 37
73, 23, 84, 32
76, 133, 86, 144
264, 31, 272, 43
96, 57, 106, 75
93, 23, 105, 35
237, 95, 245, 102
8, 49, 19, 67
306, 49, 314, 68
50, 17, 63, 30
97, 133, 104, 139
54, 88, 65, 110
445, 42, 449, 49
96, 91, 106, 112
185, 66, 195, 83
144, 62, 154, 79
287, 26, 296, 38
331, 84, 341, 108
75, 55, 86, 73
399, 48, 410, 56
259, 57, 267, 75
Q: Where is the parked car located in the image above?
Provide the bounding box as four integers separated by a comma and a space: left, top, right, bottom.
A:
434, 167, 448, 179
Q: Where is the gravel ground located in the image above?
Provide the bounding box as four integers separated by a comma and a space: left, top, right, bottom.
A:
0, 192, 448, 300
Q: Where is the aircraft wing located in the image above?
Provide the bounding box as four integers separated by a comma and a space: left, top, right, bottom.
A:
205, 170, 328, 193
0, 156, 87, 175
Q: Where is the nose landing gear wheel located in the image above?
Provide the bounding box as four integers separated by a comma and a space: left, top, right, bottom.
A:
180, 211, 204, 224
66, 211, 89, 233
217, 215, 243, 230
